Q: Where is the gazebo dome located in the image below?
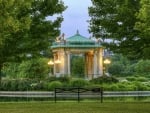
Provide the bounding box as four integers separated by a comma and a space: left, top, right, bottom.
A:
66, 31, 95, 44
51, 31, 102, 49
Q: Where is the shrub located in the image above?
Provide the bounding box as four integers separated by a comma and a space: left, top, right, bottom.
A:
17, 80, 30, 91
108, 62, 125, 75
90, 76, 119, 84
107, 84, 119, 91
123, 64, 136, 75
0, 80, 11, 91
136, 77, 148, 82
126, 77, 136, 81
31, 82, 45, 91
117, 83, 127, 91
8, 80, 17, 91
47, 81, 62, 91
133, 82, 148, 91
57, 76, 70, 83
47, 76, 70, 83
17, 58, 49, 79
126, 76, 148, 82
135, 60, 150, 75
70, 79, 89, 87
87, 84, 102, 89
127, 85, 136, 91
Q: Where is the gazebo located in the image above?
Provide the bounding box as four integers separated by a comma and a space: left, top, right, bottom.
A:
51, 31, 104, 79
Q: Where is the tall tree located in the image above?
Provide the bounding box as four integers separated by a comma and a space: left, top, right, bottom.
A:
88, 0, 149, 59
0, 0, 66, 82
0, 0, 32, 82
135, 0, 150, 59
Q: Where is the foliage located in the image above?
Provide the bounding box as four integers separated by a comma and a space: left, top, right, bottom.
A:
107, 54, 136, 76
47, 81, 62, 90
71, 55, 85, 78
2, 63, 20, 78
89, 0, 150, 59
2, 58, 49, 79
134, 0, 150, 59
47, 76, 70, 83
133, 81, 148, 91
101, 81, 150, 91
136, 77, 148, 82
109, 54, 150, 76
0, 79, 31, 91
0, 0, 66, 82
126, 77, 137, 82
126, 76, 149, 82
108, 62, 125, 75
18, 58, 49, 79
135, 60, 150, 75
123, 64, 136, 75
0, 76, 150, 91
90, 76, 119, 84
30, 81, 46, 91
0, 0, 33, 81
107, 54, 150, 76
70, 79, 89, 87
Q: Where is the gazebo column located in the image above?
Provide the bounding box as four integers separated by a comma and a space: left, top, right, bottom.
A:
67, 52, 71, 76
87, 53, 93, 80
53, 53, 57, 76
59, 51, 65, 76
64, 52, 68, 75
54, 52, 60, 76
84, 53, 88, 79
98, 48, 103, 76
93, 51, 98, 78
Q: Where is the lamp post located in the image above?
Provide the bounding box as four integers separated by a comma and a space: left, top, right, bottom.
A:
48, 60, 54, 76
103, 58, 111, 76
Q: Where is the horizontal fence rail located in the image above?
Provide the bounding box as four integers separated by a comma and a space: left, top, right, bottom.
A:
0, 91, 53, 98
104, 91, 150, 97
0, 91, 150, 98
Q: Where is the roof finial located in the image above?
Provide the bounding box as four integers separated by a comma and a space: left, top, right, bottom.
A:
76, 29, 79, 35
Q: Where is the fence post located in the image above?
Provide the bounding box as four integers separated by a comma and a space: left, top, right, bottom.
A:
77, 87, 80, 103
101, 88, 103, 103
55, 88, 56, 103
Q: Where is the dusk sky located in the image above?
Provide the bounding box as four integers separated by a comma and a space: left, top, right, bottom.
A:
61, 0, 92, 38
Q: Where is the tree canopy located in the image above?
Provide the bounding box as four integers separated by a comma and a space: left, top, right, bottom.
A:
134, 0, 150, 59
89, 0, 150, 59
0, 0, 66, 79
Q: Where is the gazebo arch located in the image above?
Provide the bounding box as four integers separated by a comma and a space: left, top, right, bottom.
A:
51, 31, 104, 79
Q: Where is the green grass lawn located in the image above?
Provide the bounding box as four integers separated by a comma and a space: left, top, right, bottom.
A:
0, 101, 149, 113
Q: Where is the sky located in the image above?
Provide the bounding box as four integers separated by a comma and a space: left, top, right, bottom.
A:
60, 0, 92, 38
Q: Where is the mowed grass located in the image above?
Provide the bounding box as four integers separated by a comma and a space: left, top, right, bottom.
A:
0, 101, 149, 113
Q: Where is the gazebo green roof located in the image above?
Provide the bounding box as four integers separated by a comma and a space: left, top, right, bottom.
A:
66, 31, 94, 44
51, 31, 102, 49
